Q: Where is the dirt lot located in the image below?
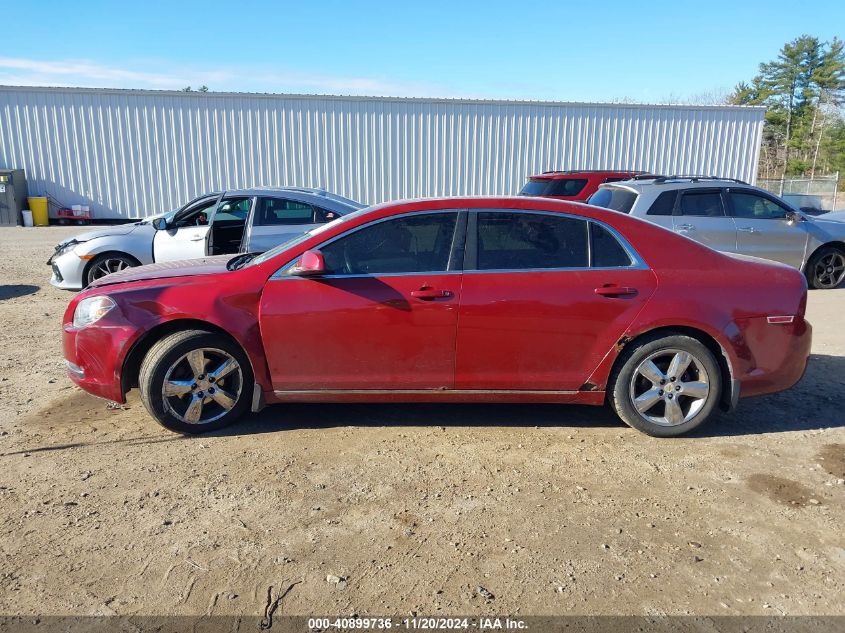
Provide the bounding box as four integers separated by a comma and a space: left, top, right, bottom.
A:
0, 226, 843, 618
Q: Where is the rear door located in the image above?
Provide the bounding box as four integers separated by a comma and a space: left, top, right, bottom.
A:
726, 188, 809, 268
245, 197, 341, 253
455, 210, 657, 391
207, 196, 253, 255
672, 188, 738, 252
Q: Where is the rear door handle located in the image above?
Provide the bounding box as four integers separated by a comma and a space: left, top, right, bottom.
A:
411, 287, 453, 300
595, 285, 639, 298
676, 223, 696, 231
189, 235, 205, 241
737, 227, 758, 233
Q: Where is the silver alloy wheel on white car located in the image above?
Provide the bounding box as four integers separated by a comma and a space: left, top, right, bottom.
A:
160, 347, 243, 425
628, 348, 710, 426
90, 256, 132, 280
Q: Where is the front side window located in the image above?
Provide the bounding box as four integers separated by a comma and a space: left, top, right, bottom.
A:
174, 197, 218, 227
728, 191, 789, 220
679, 190, 724, 217
320, 212, 458, 275
587, 187, 638, 213
475, 212, 588, 270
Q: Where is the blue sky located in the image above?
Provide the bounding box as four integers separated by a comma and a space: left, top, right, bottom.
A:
2, 0, 843, 102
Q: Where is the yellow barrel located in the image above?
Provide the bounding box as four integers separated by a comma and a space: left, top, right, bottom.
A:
27, 196, 49, 226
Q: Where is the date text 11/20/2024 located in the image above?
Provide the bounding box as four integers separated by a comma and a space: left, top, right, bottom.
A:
306, 617, 528, 629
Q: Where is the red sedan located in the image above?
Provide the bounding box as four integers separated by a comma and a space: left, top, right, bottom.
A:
63, 197, 811, 437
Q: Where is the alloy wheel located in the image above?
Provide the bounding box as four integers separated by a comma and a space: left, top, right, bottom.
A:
90, 257, 131, 280
161, 347, 243, 425
813, 252, 845, 289
628, 348, 710, 427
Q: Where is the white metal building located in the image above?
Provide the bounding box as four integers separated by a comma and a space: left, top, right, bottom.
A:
0, 86, 765, 220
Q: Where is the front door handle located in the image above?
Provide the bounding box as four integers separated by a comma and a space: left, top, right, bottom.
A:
676, 223, 696, 231
189, 235, 205, 241
595, 285, 639, 298
411, 286, 453, 300
737, 226, 758, 233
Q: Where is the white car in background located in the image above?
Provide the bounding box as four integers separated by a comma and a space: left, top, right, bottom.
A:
48, 187, 363, 290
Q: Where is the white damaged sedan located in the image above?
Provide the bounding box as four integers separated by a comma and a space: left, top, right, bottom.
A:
48, 187, 363, 290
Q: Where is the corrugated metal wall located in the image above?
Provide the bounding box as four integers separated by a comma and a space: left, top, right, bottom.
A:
0, 86, 765, 219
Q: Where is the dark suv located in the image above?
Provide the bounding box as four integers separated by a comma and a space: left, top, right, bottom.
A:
519, 170, 646, 201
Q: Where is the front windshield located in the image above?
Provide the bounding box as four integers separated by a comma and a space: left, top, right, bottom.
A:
247, 206, 373, 267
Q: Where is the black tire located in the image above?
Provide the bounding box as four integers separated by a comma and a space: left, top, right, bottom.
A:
139, 329, 254, 434
805, 245, 845, 290
84, 253, 140, 287
608, 333, 721, 437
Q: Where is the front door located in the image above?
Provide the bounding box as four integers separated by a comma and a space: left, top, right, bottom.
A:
671, 188, 738, 252
726, 188, 809, 268
259, 211, 464, 390
153, 195, 220, 262
455, 211, 657, 391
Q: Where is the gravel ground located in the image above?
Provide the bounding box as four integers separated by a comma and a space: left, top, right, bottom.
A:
0, 225, 843, 617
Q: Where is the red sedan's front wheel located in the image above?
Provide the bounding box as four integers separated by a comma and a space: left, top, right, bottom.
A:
139, 330, 254, 434
608, 333, 722, 437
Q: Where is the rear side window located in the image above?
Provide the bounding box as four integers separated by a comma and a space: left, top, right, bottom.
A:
590, 223, 632, 267
679, 191, 725, 217
257, 198, 316, 225
646, 191, 677, 216
545, 179, 588, 197
587, 187, 638, 213
475, 212, 588, 270
519, 178, 588, 197
321, 212, 458, 275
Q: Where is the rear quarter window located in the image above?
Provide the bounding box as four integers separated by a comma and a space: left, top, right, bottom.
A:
587, 187, 638, 213
646, 191, 677, 216
590, 223, 633, 267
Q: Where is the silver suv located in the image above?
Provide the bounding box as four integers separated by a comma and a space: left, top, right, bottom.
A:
587, 176, 845, 289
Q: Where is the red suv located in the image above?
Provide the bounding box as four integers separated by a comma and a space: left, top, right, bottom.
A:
520, 170, 646, 201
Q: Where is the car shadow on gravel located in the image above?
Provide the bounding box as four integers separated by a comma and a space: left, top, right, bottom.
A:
214, 402, 623, 438
0, 284, 39, 300
206, 354, 845, 439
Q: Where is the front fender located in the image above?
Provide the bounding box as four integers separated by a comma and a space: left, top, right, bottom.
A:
74, 227, 156, 265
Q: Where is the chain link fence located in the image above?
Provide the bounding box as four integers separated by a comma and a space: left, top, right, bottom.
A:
757, 173, 841, 213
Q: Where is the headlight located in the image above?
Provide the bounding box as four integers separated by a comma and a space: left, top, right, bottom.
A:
73, 296, 117, 328
55, 240, 82, 257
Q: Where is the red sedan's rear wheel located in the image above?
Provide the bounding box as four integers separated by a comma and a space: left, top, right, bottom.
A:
139, 330, 254, 434
608, 333, 721, 437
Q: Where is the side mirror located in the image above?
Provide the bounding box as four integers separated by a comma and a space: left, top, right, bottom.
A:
289, 249, 326, 276
785, 210, 803, 225
152, 217, 168, 230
